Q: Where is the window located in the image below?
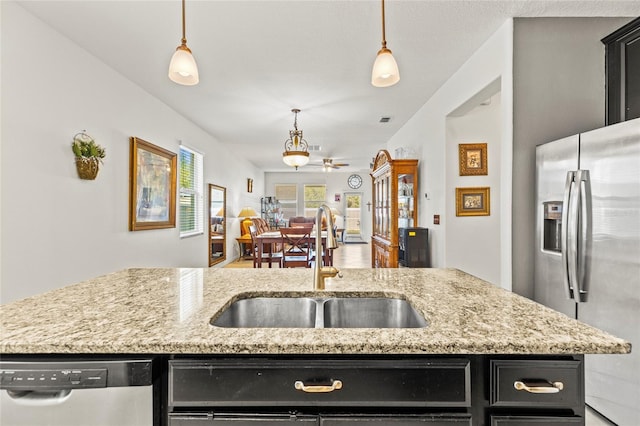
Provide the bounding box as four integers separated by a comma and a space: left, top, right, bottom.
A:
179, 145, 204, 237
275, 184, 297, 219
303, 184, 326, 217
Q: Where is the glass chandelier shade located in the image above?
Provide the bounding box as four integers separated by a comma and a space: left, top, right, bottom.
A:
371, 0, 400, 87
282, 109, 310, 170
168, 0, 199, 86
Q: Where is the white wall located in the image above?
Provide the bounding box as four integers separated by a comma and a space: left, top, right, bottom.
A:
445, 93, 502, 285
0, 2, 261, 303
387, 20, 514, 289
264, 171, 373, 239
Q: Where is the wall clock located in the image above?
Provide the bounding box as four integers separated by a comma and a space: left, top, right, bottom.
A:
347, 174, 363, 189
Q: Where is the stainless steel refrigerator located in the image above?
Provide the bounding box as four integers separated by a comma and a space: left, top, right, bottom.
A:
535, 118, 640, 425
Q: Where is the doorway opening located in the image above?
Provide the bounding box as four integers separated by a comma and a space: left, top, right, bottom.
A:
344, 192, 364, 243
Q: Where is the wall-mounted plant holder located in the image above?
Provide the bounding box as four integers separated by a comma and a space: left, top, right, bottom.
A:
71, 131, 105, 180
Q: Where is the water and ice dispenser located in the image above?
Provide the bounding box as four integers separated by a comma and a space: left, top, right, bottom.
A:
542, 201, 563, 253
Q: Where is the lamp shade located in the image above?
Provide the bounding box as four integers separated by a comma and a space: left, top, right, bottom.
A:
371, 47, 399, 87
237, 207, 258, 218
169, 46, 199, 86
282, 151, 310, 168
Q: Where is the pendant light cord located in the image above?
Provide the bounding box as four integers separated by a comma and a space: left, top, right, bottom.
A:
181, 0, 187, 45
381, 0, 387, 49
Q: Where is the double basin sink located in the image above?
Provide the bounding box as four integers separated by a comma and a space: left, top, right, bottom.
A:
211, 296, 428, 329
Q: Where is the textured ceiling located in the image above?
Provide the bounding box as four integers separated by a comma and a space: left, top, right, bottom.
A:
16, 1, 640, 172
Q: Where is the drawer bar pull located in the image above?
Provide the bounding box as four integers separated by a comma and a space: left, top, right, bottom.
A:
514, 380, 564, 394
294, 380, 343, 393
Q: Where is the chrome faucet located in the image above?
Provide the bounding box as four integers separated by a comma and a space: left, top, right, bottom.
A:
314, 204, 342, 290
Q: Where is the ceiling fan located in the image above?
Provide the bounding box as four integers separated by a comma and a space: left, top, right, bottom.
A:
309, 158, 350, 170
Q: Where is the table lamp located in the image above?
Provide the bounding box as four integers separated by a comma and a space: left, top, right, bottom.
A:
237, 207, 258, 237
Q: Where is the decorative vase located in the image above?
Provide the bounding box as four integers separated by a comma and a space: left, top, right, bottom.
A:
75, 157, 100, 180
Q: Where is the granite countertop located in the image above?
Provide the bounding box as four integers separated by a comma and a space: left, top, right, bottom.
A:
0, 268, 631, 355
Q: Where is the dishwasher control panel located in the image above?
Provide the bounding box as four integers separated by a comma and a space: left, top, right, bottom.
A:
1, 368, 107, 389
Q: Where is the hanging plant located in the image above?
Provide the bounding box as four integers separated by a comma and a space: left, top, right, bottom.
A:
71, 131, 105, 180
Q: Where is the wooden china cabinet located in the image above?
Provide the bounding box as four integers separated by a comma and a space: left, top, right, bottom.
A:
370, 149, 419, 268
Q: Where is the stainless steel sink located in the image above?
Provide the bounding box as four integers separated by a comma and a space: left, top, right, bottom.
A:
211, 296, 428, 329
323, 297, 428, 328
211, 297, 317, 328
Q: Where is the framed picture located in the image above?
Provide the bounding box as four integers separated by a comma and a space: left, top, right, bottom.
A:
458, 143, 487, 176
456, 187, 490, 216
129, 137, 177, 231
247, 178, 253, 193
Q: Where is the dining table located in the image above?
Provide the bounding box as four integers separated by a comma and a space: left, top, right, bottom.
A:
254, 230, 334, 268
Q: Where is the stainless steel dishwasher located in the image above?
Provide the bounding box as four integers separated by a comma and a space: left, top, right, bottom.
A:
0, 358, 154, 426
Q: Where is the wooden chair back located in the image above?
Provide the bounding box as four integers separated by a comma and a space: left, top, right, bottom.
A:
280, 227, 313, 268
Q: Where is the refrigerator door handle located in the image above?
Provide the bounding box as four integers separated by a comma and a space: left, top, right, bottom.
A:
576, 169, 592, 302
561, 171, 577, 299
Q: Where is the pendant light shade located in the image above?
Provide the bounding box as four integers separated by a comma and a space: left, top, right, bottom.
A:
372, 47, 400, 87
371, 0, 399, 87
169, 0, 199, 86
282, 109, 310, 170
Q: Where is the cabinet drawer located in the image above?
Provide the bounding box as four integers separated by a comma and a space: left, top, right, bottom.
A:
169, 413, 317, 425
490, 360, 583, 408
321, 414, 472, 425
491, 415, 583, 425
169, 358, 470, 408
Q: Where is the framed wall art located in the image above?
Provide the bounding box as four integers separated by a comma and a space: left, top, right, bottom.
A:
129, 137, 177, 231
458, 143, 487, 176
456, 187, 490, 216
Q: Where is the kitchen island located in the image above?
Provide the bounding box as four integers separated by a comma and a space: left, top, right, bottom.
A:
0, 268, 631, 425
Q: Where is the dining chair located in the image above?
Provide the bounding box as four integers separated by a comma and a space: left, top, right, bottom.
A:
280, 227, 314, 268
249, 225, 283, 268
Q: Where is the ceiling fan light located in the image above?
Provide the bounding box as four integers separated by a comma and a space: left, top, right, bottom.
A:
169, 45, 199, 85
371, 47, 399, 87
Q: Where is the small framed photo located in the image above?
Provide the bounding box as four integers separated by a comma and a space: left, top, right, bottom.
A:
247, 178, 254, 193
458, 143, 487, 176
129, 137, 177, 231
456, 187, 490, 216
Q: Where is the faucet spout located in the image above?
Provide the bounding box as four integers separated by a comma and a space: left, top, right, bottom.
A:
314, 204, 340, 290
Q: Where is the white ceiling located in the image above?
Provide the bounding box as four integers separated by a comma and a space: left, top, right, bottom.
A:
17, 1, 640, 172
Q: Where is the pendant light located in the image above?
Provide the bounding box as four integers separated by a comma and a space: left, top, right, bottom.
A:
168, 0, 199, 85
371, 0, 400, 87
282, 109, 310, 170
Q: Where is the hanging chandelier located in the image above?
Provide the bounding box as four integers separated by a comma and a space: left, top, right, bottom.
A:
371, 0, 400, 87
282, 109, 310, 170
168, 0, 199, 85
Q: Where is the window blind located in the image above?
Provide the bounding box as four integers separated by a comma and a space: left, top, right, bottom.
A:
179, 146, 204, 238
275, 184, 298, 219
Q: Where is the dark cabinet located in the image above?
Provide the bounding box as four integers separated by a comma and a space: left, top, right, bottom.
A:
169, 358, 470, 408
165, 355, 585, 426
170, 414, 473, 425
321, 414, 471, 425
490, 416, 583, 425
169, 413, 317, 425
603, 17, 640, 124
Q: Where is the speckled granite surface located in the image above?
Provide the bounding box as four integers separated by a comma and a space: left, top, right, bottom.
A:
0, 268, 631, 355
